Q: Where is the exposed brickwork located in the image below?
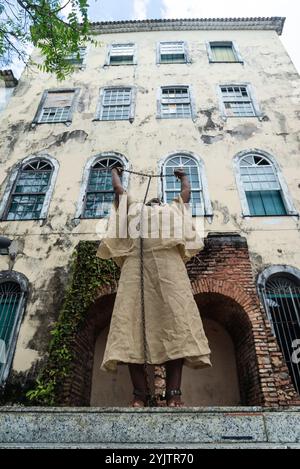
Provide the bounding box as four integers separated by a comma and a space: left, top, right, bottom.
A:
187, 234, 300, 407
61, 236, 300, 407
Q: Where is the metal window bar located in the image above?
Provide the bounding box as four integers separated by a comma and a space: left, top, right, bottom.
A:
221, 86, 255, 117
0, 283, 23, 385
260, 284, 300, 395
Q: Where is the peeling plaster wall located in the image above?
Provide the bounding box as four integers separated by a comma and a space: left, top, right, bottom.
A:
0, 28, 300, 375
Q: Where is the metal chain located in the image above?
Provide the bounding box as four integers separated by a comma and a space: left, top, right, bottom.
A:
94, 167, 168, 178
110, 166, 181, 405
139, 176, 156, 407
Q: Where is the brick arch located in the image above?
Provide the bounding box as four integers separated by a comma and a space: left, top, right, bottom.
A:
191, 277, 261, 319
61, 291, 116, 406
192, 282, 259, 405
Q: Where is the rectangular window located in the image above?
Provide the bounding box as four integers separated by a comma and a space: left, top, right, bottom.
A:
160, 87, 192, 119
109, 44, 135, 65
37, 90, 76, 123
220, 85, 256, 117
65, 47, 87, 65
99, 88, 133, 121
209, 41, 241, 63
159, 42, 186, 63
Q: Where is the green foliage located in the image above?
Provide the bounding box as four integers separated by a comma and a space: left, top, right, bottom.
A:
26, 241, 120, 406
0, 0, 96, 80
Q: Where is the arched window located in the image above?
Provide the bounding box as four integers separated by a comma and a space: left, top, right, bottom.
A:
240, 154, 286, 215
82, 156, 126, 219
0, 273, 28, 386
161, 153, 212, 216
258, 266, 300, 395
2, 158, 57, 221
234, 150, 296, 217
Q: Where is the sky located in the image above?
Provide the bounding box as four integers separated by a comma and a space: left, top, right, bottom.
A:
87, 0, 300, 73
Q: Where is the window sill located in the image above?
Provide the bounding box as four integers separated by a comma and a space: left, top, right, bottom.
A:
92, 118, 133, 122
242, 213, 299, 218
108, 63, 135, 66
157, 116, 192, 120
33, 120, 72, 126
209, 60, 244, 64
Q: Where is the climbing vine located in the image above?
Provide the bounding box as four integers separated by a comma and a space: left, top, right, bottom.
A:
26, 241, 119, 406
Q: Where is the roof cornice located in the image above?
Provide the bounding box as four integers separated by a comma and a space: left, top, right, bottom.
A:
89, 17, 286, 36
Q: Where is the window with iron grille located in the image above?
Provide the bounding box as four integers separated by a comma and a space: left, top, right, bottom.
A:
0, 281, 24, 385
260, 275, 300, 395
98, 87, 133, 121
159, 86, 192, 119
36, 89, 77, 123
162, 155, 204, 216
65, 47, 87, 65
5, 160, 53, 220
159, 42, 187, 63
109, 44, 135, 65
209, 41, 241, 62
220, 85, 256, 117
240, 154, 287, 216
83, 158, 123, 218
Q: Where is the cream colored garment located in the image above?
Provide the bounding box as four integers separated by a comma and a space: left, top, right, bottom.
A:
96, 194, 211, 372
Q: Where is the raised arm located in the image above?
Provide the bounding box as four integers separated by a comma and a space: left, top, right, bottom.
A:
111, 167, 125, 208
174, 168, 190, 203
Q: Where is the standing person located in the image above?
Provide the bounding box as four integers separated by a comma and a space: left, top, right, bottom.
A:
97, 167, 211, 407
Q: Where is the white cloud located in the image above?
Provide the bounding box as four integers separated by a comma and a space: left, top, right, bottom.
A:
133, 0, 150, 20
161, 0, 206, 18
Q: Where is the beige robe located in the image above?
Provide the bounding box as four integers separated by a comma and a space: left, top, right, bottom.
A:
96, 194, 211, 372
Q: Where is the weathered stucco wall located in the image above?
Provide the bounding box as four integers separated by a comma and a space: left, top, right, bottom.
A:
0, 27, 300, 378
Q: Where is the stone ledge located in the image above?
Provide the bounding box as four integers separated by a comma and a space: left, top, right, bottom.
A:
0, 407, 299, 446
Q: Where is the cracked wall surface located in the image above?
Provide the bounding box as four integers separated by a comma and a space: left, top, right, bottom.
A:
0, 27, 299, 381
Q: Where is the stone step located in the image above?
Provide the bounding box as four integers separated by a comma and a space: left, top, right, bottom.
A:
0, 407, 299, 448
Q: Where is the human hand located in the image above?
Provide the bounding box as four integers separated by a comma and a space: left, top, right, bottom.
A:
174, 168, 186, 179
112, 167, 123, 175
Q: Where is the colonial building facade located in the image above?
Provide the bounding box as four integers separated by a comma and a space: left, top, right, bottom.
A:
0, 17, 300, 408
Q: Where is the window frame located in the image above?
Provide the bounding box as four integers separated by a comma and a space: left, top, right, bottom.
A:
206, 41, 243, 64
0, 270, 28, 387
32, 88, 80, 125
156, 41, 190, 65
0, 154, 59, 222
65, 46, 88, 69
158, 151, 212, 218
95, 86, 136, 122
105, 43, 137, 66
157, 85, 196, 120
218, 83, 262, 120
233, 149, 298, 217
75, 152, 130, 221
257, 265, 300, 395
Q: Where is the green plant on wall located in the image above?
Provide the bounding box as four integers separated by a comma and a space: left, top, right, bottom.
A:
26, 241, 119, 406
